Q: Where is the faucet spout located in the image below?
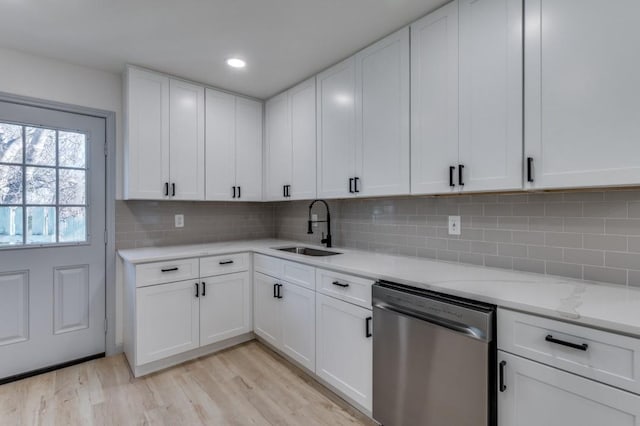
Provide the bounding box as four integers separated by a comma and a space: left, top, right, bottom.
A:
307, 199, 332, 248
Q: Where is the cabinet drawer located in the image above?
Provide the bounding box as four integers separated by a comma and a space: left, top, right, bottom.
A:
135, 258, 199, 287
200, 253, 249, 277
316, 269, 374, 309
498, 308, 640, 394
254, 254, 283, 278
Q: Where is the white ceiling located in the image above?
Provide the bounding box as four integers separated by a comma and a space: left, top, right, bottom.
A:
0, 0, 446, 99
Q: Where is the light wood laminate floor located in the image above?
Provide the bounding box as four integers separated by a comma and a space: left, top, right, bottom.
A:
0, 341, 375, 426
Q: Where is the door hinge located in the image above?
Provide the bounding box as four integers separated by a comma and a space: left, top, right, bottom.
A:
104, 318, 108, 334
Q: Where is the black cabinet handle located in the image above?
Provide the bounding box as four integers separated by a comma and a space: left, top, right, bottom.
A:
172, 183, 176, 196
195, 282, 199, 298
276, 284, 283, 299
232, 186, 236, 198
283, 185, 287, 198
458, 164, 465, 186
219, 260, 234, 265
499, 360, 507, 392
349, 178, 354, 194
449, 166, 456, 187
238, 186, 241, 198
161, 267, 178, 272
545, 334, 588, 351
332, 280, 349, 288
527, 157, 534, 183
354, 177, 360, 193
164, 182, 169, 196
273, 283, 278, 298
201, 282, 206, 297
286, 185, 290, 197
365, 316, 372, 338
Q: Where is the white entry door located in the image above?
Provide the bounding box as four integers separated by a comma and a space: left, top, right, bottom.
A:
0, 100, 106, 380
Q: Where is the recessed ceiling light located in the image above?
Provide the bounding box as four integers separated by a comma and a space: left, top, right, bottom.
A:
226, 58, 246, 68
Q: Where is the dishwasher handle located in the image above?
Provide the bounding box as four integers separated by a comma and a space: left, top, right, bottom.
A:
373, 302, 491, 342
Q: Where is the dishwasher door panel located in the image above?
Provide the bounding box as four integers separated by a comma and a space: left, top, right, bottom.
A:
373, 306, 489, 426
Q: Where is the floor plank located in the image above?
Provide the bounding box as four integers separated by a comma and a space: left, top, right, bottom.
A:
0, 341, 375, 426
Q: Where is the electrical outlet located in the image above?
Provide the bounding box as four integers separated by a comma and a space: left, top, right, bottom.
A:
175, 214, 184, 228
312, 214, 318, 228
448, 216, 461, 235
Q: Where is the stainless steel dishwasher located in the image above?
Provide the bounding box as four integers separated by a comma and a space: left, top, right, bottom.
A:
372, 280, 496, 426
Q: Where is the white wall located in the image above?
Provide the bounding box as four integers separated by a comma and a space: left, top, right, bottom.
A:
0, 46, 125, 348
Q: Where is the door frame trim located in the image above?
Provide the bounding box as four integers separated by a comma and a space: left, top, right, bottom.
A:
0, 91, 118, 356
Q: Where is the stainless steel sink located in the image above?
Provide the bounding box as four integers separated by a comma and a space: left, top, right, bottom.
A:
275, 246, 341, 257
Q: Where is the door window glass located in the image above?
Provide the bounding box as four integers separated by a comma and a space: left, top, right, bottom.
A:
0, 122, 88, 246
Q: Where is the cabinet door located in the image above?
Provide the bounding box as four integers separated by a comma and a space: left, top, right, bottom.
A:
125, 67, 170, 199
290, 78, 317, 200
498, 352, 640, 426
253, 272, 282, 348
199, 272, 251, 346
136, 280, 200, 365
316, 293, 372, 411
356, 28, 410, 197
317, 57, 356, 199
169, 79, 205, 200
281, 282, 315, 372
235, 97, 263, 201
458, 0, 523, 192
410, 2, 459, 195
265, 91, 292, 201
205, 89, 236, 200
525, 0, 640, 189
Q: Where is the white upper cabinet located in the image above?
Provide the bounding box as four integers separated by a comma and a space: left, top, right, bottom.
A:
524, 0, 640, 189
265, 92, 292, 200
317, 29, 410, 199
168, 79, 205, 200
235, 97, 264, 201
125, 67, 204, 200
411, 2, 459, 195
355, 28, 410, 197
317, 57, 357, 199
205, 89, 263, 201
458, 0, 522, 192
411, 0, 522, 195
265, 78, 316, 201
289, 78, 317, 200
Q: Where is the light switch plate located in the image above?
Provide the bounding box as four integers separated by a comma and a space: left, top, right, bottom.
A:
448, 216, 461, 235
175, 214, 184, 228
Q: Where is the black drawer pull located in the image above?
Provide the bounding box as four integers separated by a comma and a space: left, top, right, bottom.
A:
332, 280, 349, 288
232, 186, 236, 198
545, 334, 588, 351
237, 186, 241, 198
219, 260, 234, 265
354, 177, 360, 193
201, 282, 206, 297
349, 178, 355, 194
449, 166, 456, 187
273, 283, 278, 298
195, 282, 199, 298
161, 267, 179, 272
164, 182, 169, 196
365, 316, 372, 338
458, 164, 465, 186
172, 183, 176, 196
499, 360, 507, 392
276, 284, 283, 299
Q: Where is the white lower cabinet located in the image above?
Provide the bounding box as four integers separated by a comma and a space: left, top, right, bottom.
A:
253, 272, 316, 372
200, 272, 251, 346
498, 351, 640, 426
136, 279, 200, 365
315, 293, 372, 412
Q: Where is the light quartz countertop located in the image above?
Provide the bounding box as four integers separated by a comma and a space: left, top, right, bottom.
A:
119, 239, 640, 338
